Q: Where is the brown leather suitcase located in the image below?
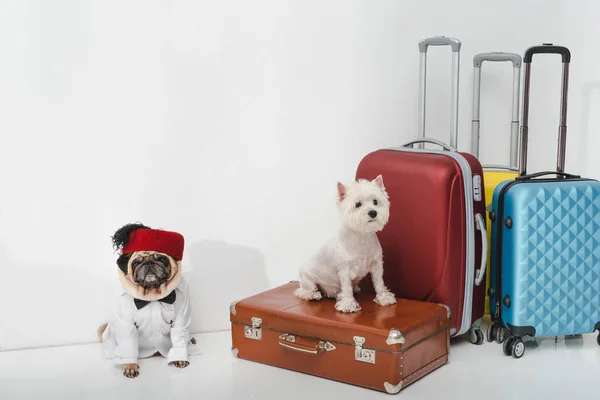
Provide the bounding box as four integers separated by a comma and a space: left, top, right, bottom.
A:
229, 282, 451, 394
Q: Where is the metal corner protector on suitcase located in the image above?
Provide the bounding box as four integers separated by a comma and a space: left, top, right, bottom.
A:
356, 36, 488, 345
488, 43, 600, 359
469, 52, 522, 327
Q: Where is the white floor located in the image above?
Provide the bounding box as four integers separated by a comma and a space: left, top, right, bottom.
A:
3, 319, 600, 400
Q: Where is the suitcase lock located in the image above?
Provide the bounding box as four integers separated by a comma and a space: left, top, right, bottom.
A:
354, 336, 376, 364
244, 317, 263, 340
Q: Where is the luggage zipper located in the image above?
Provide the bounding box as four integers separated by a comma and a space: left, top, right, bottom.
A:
494, 180, 518, 322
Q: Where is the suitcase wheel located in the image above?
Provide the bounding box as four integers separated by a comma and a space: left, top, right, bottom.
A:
495, 326, 506, 344
503, 336, 525, 359
486, 323, 506, 344
502, 337, 514, 356
486, 323, 495, 343
511, 338, 525, 358
469, 328, 484, 345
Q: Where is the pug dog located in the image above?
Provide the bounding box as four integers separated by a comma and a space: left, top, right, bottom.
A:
98, 222, 194, 378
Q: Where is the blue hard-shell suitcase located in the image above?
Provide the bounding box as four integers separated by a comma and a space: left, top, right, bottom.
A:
487, 44, 600, 359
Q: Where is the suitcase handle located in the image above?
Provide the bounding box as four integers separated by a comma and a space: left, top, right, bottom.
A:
403, 138, 457, 152
474, 213, 487, 287
417, 36, 461, 149
516, 171, 580, 180
524, 44, 571, 63
278, 333, 336, 354
518, 43, 570, 176
473, 52, 522, 66
470, 52, 522, 167
418, 36, 461, 53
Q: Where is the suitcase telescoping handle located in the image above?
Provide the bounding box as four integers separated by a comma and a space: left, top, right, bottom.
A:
518, 43, 571, 176
470, 52, 522, 170
417, 36, 461, 149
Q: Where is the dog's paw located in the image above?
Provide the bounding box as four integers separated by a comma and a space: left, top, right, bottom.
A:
294, 287, 323, 301
123, 363, 139, 379
172, 361, 189, 369
335, 297, 361, 313
374, 291, 397, 306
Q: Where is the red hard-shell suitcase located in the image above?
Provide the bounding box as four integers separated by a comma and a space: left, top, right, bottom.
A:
355, 36, 488, 343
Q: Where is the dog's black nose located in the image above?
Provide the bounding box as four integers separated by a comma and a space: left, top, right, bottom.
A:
368, 210, 377, 218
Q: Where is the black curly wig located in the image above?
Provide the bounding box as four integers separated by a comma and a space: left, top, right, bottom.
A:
112, 222, 152, 274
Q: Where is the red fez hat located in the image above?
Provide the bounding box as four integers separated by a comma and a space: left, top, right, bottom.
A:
121, 228, 184, 260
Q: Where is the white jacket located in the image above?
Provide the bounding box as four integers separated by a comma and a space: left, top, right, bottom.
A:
102, 277, 192, 365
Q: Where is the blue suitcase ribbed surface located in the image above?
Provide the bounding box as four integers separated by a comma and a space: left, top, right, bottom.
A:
490, 177, 600, 338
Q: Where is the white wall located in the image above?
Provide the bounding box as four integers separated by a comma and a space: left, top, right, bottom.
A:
1, 0, 598, 350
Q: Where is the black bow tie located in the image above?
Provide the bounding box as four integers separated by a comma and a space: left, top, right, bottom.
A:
134, 290, 177, 310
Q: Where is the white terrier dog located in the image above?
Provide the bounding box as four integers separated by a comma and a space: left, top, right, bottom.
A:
294, 175, 397, 313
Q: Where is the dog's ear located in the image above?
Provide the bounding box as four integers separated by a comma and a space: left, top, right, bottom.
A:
117, 254, 132, 275
373, 175, 384, 189
337, 182, 346, 202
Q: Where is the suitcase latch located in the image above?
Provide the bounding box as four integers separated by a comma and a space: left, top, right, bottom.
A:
244, 317, 262, 340
354, 336, 375, 364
